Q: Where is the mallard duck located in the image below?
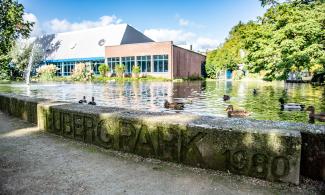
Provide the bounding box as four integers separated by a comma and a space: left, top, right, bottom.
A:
253, 89, 258, 95
164, 100, 184, 110
78, 96, 87, 104
223, 95, 230, 101
306, 106, 325, 122
184, 98, 193, 104
88, 97, 96, 105
226, 105, 251, 118
279, 98, 304, 111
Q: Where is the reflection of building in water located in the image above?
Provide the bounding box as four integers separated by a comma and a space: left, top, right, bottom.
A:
172, 81, 203, 98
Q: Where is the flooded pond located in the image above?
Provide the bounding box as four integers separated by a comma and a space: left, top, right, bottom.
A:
0, 80, 324, 124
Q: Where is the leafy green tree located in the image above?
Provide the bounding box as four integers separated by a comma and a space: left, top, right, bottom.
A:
244, 1, 325, 80
206, 22, 256, 78
9, 41, 43, 79
0, 0, 34, 80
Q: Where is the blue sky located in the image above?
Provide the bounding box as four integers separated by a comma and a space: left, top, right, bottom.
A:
20, 0, 266, 51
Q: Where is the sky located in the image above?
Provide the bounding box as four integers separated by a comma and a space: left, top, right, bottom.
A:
19, 0, 266, 51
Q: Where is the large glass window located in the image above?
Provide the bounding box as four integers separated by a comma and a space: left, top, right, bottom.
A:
62, 61, 75, 76
121, 56, 135, 73
136, 56, 151, 73
153, 55, 168, 72
107, 57, 120, 73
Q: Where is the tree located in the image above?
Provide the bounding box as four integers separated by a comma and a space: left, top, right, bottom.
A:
10, 41, 44, 79
206, 22, 256, 78
0, 0, 33, 80
244, 1, 325, 80
260, 0, 324, 7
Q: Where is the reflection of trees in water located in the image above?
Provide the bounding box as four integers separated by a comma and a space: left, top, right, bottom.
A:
320, 87, 325, 112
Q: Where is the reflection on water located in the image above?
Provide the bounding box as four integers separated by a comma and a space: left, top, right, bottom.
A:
0, 80, 324, 124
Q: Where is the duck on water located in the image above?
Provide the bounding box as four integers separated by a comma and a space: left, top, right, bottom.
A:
279, 98, 305, 111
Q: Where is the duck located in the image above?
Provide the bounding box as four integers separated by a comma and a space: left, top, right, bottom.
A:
88, 97, 96, 105
223, 95, 230, 101
78, 96, 87, 104
306, 106, 325, 122
184, 98, 193, 104
279, 98, 304, 111
226, 105, 251, 118
164, 100, 184, 110
253, 89, 258, 95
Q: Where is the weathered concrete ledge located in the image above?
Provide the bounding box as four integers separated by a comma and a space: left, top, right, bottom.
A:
0, 93, 324, 184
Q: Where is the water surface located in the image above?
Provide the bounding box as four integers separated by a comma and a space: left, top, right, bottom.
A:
0, 80, 324, 124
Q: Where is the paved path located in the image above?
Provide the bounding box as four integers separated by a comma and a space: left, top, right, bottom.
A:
0, 112, 324, 195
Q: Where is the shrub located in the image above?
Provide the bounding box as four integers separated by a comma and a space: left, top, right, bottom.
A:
132, 65, 141, 78
132, 65, 141, 74
98, 64, 109, 77
36, 64, 58, 80
115, 64, 125, 77
71, 63, 93, 81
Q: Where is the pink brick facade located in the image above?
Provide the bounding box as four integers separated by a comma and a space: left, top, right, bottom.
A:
105, 41, 206, 79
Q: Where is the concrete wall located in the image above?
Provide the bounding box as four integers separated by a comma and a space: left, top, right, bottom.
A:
1, 93, 325, 183
172, 46, 206, 79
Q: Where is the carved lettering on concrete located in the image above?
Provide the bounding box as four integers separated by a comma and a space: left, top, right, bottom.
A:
119, 120, 141, 153
73, 114, 84, 140
53, 111, 61, 134
134, 124, 158, 157
158, 127, 181, 162
224, 150, 290, 180
84, 116, 95, 143
45, 109, 53, 132
181, 132, 207, 167
0, 94, 304, 184
95, 119, 117, 149
63, 113, 72, 137
250, 153, 268, 178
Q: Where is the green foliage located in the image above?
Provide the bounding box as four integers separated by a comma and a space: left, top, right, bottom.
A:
115, 64, 125, 77
260, 0, 324, 7
36, 64, 58, 80
244, 1, 325, 80
206, 22, 256, 78
0, 0, 33, 80
132, 65, 141, 74
10, 41, 43, 79
207, 0, 325, 80
71, 63, 94, 81
98, 63, 109, 77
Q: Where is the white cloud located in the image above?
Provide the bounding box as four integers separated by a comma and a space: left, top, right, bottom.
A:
144, 28, 219, 51
195, 37, 220, 51
22, 13, 217, 51
179, 18, 189, 27
23, 13, 43, 36
45, 15, 123, 34
144, 29, 196, 45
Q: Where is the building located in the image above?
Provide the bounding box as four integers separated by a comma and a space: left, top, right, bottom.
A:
38, 24, 206, 79
105, 41, 206, 79
40, 24, 153, 76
